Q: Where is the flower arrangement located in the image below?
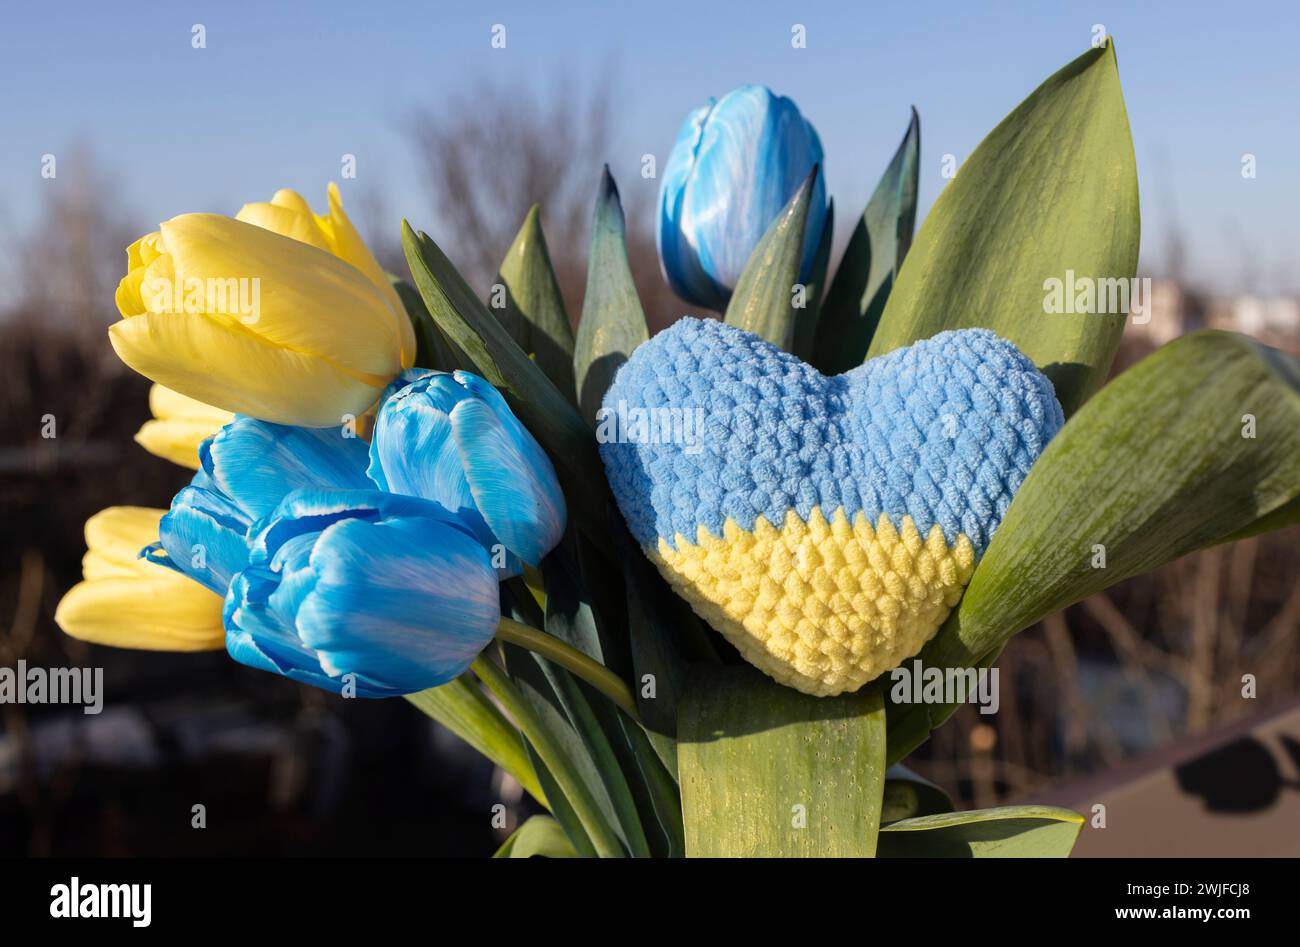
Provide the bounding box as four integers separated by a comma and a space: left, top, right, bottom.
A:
56, 40, 1300, 858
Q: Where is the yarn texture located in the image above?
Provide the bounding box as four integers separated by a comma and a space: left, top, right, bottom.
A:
599, 317, 1063, 695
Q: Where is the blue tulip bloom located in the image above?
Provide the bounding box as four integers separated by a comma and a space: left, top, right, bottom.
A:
224, 489, 501, 696
658, 84, 827, 311
367, 369, 567, 573
155, 417, 372, 594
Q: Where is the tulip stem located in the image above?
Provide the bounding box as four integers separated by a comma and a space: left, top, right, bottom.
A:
494, 617, 639, 720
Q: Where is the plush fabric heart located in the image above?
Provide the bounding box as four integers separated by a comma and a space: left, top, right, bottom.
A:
599, 317, 1063, 696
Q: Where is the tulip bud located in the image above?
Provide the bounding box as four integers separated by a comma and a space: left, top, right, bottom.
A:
367, 369, 567, 572
658, 85, 827, 311
134, 384, 233, 470
224, 490, 501, 696
110, 185, 415, 427
54, 507, 224, 651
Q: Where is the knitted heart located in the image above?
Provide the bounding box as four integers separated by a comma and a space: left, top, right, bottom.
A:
598, 317, 1063, 696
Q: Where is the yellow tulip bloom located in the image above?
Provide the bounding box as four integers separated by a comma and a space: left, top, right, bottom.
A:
134, 384, 234, 470
55, 507, 225, 651
110, 184, 415, 428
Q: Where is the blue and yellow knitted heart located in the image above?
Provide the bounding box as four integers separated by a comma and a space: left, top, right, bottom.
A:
599, 317, 1064, 696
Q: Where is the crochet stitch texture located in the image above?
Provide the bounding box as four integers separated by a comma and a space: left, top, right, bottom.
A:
599, 317, 1063, 695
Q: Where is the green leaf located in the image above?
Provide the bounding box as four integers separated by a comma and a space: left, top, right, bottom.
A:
392, 277, 464, 371
811, 108, 919, 374
615, 524, 688, 742
891, 331, 1300, 757
1223, 493, 1300, 542
495, 205, 577, 400
615, 713, 685, 857
724, 165, 819, 352
494, 815, 578, 858
539, 553, 651, 858
886, 647, 999, 765
497, 581, 598, 855
527, 753, 592, 857
544, 548, 627, 678
677, 664, 886, 857
405, 676, 546, 808
473, 654, 619, 858
540, 658, 651, 858
882, 763, 953, 822
401, 222, 611, 551
542, 549, 685, 857
574, 167, 649, 425
879, 806, 1083, 857
614, 517, 710, 785
573, 534, 633, 681
792, 199, 834, 361
867, 42, 1139, 417
496, 643, 633, 858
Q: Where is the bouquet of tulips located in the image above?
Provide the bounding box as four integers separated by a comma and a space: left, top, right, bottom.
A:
57, 41, 1300, 858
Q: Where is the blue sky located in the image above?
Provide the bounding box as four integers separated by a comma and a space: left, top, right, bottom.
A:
2, 0, 1297, 295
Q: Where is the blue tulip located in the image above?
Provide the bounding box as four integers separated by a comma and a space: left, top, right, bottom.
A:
154, 417, 372, 594
224, 489, 501, 696
658, 84, 828, 311
367, 369, 566, 573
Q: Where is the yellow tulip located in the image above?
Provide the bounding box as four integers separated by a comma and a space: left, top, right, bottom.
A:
134, 384, 234, 470
54, 507, 225, 652
110, 184, 415, 427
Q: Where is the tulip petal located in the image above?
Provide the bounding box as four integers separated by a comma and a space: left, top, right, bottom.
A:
249, 488, 473, 565
55, 568, 224, 651
115, 267, 147, 317
153, 381, 231, 418
202, 417, 371, 520
110, 309, 385, 426
158, 483, 253, 594
270, 189, 317, 216
137, 252, 177, 313
126, 233, 163, 272
81, 506, 165, 575
135, 418, 221, 469
224, 567, 398, 696
366, 371, 496, 551
82, 546, 146, 582
235, 200, 333, 254
295, 514, 500, 692
450, 373, 566, 565
658, 102, 730, 311
226, 489, 494, 696
323, 182, 415, 366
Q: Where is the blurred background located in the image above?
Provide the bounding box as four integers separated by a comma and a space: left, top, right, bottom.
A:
1, 1, 1297, 856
